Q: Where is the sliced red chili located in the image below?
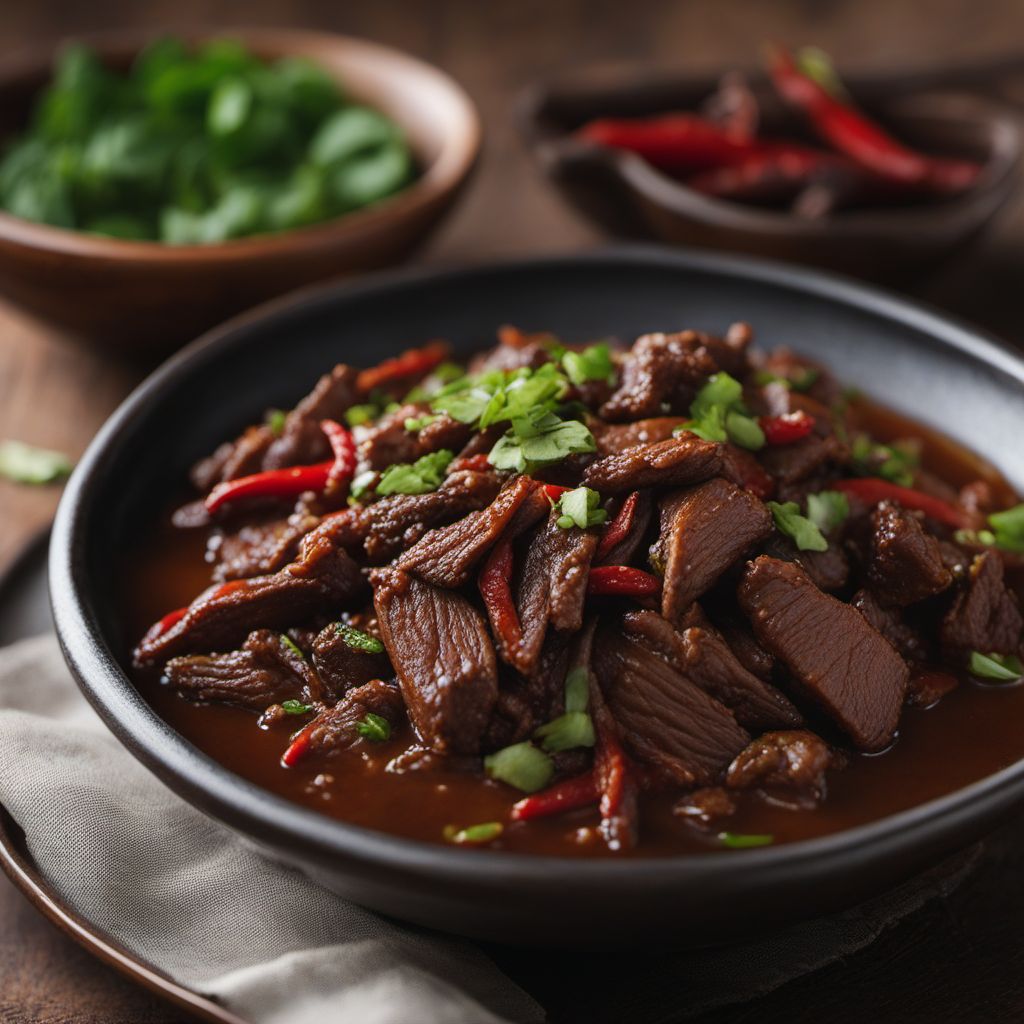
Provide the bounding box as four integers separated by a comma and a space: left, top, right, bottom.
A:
592, 714, 637, 851
448, 453, 491, 473
281, 721, 315, 767
832, 478, 970, 529
205, 461, 333, 515
479, 536, 522, 651
587, 565, 661, 597
511, 773, 599, 821
541, 483, 570, 502
759, 410, 816, 445
148, 606, 187, 640
355, 341, 449, 395
320, 419, 357, 491
595, 491, 640, 562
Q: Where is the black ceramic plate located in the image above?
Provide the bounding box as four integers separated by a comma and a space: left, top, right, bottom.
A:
50, 246, 1024, 947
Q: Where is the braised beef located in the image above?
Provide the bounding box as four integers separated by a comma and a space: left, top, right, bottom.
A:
311, 622, 392, 699
739, 556, 908, 751
906, 670, 960, 709
212, 509, 318, 582
652, 478, 772, 622
592, 417, 686, 455
712, 613, 775, 681
594, 490, 655, 567
397, 475, 536, 588
594, 629, 750, 787
761, 533, 850, 592
851, 588, 928, 663
622, 609, 802, 732
941, 550, 1024, 661
165, 629, 311, 710
583, 434, 725, 494
759, 433, 845, 486
726, 730, 832, 810
289, 680, 405, 761
867, 502, 952, 606
371, 567, 498, 754
356, 405, 472, 471
672, 787, 738, 830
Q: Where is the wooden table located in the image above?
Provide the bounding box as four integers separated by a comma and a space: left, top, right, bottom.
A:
2, 0, 1024, 1020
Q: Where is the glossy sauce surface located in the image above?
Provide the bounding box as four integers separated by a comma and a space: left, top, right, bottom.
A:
120, 398, 1024, 857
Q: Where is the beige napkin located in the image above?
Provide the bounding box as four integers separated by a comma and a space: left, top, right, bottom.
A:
0, 635, 544, 1024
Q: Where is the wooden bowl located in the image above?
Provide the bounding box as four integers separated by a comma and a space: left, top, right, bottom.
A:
520, 68, 1021, 285
0, 29, 480, 353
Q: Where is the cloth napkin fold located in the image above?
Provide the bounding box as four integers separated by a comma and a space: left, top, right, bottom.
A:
0, 633, 978, 1024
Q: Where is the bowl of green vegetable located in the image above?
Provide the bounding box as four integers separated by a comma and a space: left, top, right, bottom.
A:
0, 29, 480, 351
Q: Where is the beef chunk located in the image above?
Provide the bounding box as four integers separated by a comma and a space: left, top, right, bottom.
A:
592, 417, 686, 455
212, 508, 319, 582
594, 489, 655, 568
290, 680, 405, 761
263, 364, 360, 469
355, 405, 472, 472
652, 479, 772, 622
599, 330, 715, 422
397, 475, 536, 588
759, 433, 845, 486
469, 337, 554, 375
135, 531, 365, 666
867, 502, 952, 606
165, 629, 309, 710
672, 787, 738, 830
738, 556, 908, 751
191, 425, 275, 491
726, 730, 832, 810
720, 444, 775, 500
851, 588, 928, 663
941, 551, 1023, 660
761, 533, 849, 592
311, 622, 392, 699
622, 609, 802, 731
583, 434, 725, 494
371, 567, 498, 754
905, 670, 959, 709
712, 613, 775, 681
504, 511, 599, 675
593, 630, 749, 787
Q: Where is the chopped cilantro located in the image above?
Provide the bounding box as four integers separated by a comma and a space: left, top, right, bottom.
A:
488, 412, 595, 475
768, 500, 829, 552
355, 713, 391, 741
562, 343, 615, 387
376, 449, 453, 496
806, 490, 850, 534
404, 413, 440, 433
677, 373, 765, 451
987, 503, 1024, 554
851, 434, 919, 487
555, 486, 607, 530
345, 404, 380, 427
265, 408, 287, 436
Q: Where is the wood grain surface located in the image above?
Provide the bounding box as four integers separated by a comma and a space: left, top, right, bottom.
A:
2, 0, 1024, 1021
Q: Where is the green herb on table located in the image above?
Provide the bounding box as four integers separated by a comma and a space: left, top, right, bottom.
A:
555, 486, 607, 530
0, 439, 73, 484
355, 713, 391, 741
0, 38, 414, 243
968, 651, 1024, 683
768, 500, 829, 552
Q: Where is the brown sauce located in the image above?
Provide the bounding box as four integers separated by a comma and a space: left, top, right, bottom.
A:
119, 396, 1024, 857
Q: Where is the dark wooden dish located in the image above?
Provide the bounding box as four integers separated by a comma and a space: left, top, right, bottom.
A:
49, 246, 1024, 947
0, 28, 480, 352
519, 69, 1021, 285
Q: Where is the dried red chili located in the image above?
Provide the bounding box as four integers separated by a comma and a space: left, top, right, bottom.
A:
355, 341, 450, 394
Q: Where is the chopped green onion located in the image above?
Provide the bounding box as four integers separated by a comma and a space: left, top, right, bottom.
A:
564, 666, 590, 714
355, 713, 391, 741
404, 414, 440, 433
345, 404, 379, 427
533, 711, 596, 752
484, 742, 554, 793
279, 634, 305, 659
850, 434, 919, 488
953, 529, 997, 548
719, 831, 774, 849
724, 411, 765, 451
555, 486, 607, 530
337, 624, 384, 654
443, 821, 503, 845
265, 408, 287, 436
768, 500, 829, 552
987, 503, 1024, 554
349, 469, 376, 500
281, 699, 314, 715
376, 449, 453, 496
806, 490, 849, 534
968, 651, 1024, 683
0, 440, 73, 484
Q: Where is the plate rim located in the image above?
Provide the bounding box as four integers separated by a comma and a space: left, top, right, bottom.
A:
49, 243, 1024, 892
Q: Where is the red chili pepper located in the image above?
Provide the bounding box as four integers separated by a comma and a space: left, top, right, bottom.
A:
511, 773, 599, 821
148, 606, 187, 640
587, 565, 661, 597
759, 410, 816, 445
541, 483, 570, 502
593, 714, 637, 850
767, 45, 980, 193
577, 113, 765, 172
205, 461, 333, 515
320, 419, 357, 491
596, 492, 640, 561
448, 453, 492, 473
281, 721, 315, 767
832, 478, 970, 528
479, 536, 523, 651
356, 341, 449, 394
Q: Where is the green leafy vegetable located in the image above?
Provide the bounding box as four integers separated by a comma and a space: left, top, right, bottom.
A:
533, 711, 596, 752
488, 412, 595, 475
677, 372, 765, 451
355, 713, 391, 741
404, 414, 440, 433
0, 440, 73, 484
563, 666, 590, 714
562, 343, 615, 387
281, 699, 314, 715
719, 832, 774, 849
0, 38, 413, 243
768, 500, 829, 552
806, 490, 850, 534
555, 486, 607, 530
344, 403, 379, 427
987, 503, 1024, 554
348, 469, 377, 501
376, 449, 454, 496
484, 742, 554, 793
850, 434, 919, 488
968, 651, 1024, 683
444, 821, 503, 846
336, 624, 385, 654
